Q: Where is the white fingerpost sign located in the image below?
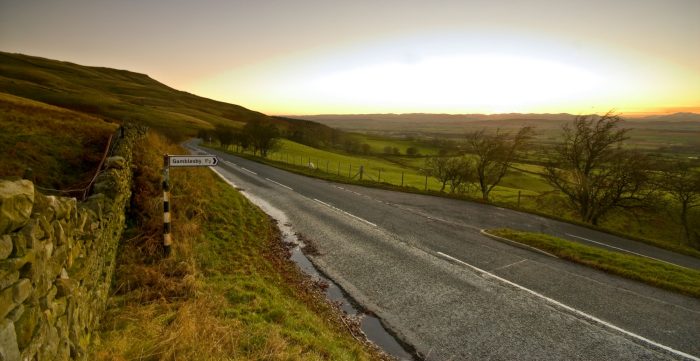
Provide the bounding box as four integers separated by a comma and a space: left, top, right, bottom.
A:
168, 155, 218, 167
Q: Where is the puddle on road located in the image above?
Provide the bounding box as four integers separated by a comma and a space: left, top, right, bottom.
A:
242, 191, 416, 361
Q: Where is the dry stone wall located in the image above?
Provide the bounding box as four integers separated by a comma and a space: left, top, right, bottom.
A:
0, 126, 143, 361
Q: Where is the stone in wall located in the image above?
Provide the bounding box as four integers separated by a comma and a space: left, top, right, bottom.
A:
0, 180, 34, 235
0, 318, 20, 361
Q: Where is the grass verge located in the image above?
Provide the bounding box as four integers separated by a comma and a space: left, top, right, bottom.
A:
487, 229, 700, 299
90, 132, 388, 360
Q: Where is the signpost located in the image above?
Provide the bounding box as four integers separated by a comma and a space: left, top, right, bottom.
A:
168, 155, 218, 167
162, 154, 218, 256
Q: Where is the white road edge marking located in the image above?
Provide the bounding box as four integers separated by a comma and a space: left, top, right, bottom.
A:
565, 233, 686, 269
436, 251, 700, 361
265, 178, 293, 190
313, 198, 377, 227
240, 167, 258, 175
209, 167, 238, 188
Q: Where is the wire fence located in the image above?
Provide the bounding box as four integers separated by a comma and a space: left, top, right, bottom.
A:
238, 149, 548, 208
266, 151, 436, 190
31, 127, 122, 201
204, 144, 567, 214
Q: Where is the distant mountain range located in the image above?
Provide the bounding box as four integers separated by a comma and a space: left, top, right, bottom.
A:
290, 112, 700, 123
287, 112, 700, 136
635, 112, 700, 122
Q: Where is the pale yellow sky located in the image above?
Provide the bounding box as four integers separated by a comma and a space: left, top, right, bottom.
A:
1, 0, 699, 115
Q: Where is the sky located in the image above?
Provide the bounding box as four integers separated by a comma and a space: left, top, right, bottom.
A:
1, 0, 699, 116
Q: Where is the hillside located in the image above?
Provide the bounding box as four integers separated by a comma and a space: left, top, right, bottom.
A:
0, 92, 117, 190
0, 51, 268, 139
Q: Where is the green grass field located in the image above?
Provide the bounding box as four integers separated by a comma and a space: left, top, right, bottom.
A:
352, 133, 440, 156
264, 139, 447, 190
223, 138, 553, 204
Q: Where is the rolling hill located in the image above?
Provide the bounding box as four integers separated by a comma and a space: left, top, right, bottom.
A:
0, 51, 269, 139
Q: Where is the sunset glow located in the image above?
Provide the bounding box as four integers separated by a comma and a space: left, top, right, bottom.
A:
2, 0, 699, 116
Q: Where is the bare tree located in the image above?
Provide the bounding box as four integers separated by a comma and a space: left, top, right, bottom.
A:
659, 161, 700, 246
361, 143, 371, 155
446, 156, 475, 194
543, 112, 654, 225
243, 119, 279, 157
216, 125, 235, 150
424, 156, 474, 193
465, 126, 534, 201
424, 156, 452, 192
406, 147, 419, 156
232, 130, 250, 152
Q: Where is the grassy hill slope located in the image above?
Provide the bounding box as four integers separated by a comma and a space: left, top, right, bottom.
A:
0, 92, 117, 190
0, 51, 268, 139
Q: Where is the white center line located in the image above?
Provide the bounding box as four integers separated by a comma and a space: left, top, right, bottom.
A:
436, 251, 699, 361
565, 233, 685, 268
240, 167, 258, 175
265, 178, 293, 190
490, 259, 528, 272
224, 160, 237, 167
313, 198, 377, 227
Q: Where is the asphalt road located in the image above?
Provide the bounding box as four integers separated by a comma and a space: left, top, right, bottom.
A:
188, 142, 700, 361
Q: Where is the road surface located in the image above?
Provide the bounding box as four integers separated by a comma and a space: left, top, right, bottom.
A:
188, 142, 700, 360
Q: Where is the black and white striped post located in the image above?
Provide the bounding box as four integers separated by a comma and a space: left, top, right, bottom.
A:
162, 153, 219, 258
163, 154, 172, 256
